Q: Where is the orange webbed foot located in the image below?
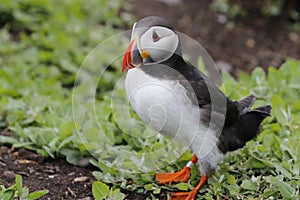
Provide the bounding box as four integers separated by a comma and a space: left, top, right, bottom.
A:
170, 191, 197, 200
155, 155, 198, 184
155, 166, 191, 184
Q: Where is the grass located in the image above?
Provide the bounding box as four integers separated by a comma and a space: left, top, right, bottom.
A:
0, 1, 299, 199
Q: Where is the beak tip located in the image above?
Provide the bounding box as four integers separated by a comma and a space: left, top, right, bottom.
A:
121, 66, 127, 72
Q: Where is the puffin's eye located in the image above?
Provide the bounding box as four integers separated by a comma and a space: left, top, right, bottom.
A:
152, 30, 160, 42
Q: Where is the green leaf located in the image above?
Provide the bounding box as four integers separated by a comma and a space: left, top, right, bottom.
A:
59, 148, 82, 165
224, 184, 240, 196
0, 135, 19, 144
265, 176, 296, 198
109, 189, 125, 200
241, 180, 257, 191
153, 187, 161, 194
175, 183, 189, 191
273, 164, 293, 179
271, 95, 290, 126
92, 181, 110, 200
0, 189, 15, 200
227, 175, 236, 185
15, 174, 22, 196
144, 183, 154, 191
27, 190, 49, 200
58, 121, 76, 140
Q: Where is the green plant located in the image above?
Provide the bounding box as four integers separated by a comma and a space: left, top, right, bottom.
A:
0, 1, 299, 199
0, 0, 129, 162
0, 174, 49, 200
92, 181, 125, 200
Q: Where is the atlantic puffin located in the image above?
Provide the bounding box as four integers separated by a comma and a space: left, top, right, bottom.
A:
122, 16, 271, 200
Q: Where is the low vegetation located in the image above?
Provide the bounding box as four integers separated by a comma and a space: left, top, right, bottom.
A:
0, 1, 299, 199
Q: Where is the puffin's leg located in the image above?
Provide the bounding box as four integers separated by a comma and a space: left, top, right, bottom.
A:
155, 155, 198, 184
170, 176, 208, 200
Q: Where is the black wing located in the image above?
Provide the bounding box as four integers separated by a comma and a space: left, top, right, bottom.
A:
179, 62, 245, 127
142, 55, 255, 127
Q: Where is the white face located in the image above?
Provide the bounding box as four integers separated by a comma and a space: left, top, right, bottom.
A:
138, 26, 179, 64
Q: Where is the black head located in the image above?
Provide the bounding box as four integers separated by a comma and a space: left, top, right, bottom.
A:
122, 16, 182, 72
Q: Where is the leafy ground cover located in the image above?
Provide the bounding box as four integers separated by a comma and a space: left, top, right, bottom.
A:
1, 173, 48, 200
0, 0, 299, 199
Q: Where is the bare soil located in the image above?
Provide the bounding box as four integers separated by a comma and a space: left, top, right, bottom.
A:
0, 145, 95, 200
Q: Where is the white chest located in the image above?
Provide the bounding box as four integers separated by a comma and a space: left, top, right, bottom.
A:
125, 68, 201, 145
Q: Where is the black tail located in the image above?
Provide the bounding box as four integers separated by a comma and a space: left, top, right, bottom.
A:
236, 94, 256, 115
218, 105, 272, 154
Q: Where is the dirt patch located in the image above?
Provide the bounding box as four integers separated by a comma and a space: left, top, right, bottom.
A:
0, 146, 95, 200
0, 145, 169, 199
128, 0, 300, 77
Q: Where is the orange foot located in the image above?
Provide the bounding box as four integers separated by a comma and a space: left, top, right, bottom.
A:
156, 166, 191, 184
170, 176, 208, 200
155, 155, 198, 184
170, 191, 197, 200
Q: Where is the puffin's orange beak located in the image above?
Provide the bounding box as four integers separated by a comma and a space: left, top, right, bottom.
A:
122, 39, 136, 72
122, 39, 150, 72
